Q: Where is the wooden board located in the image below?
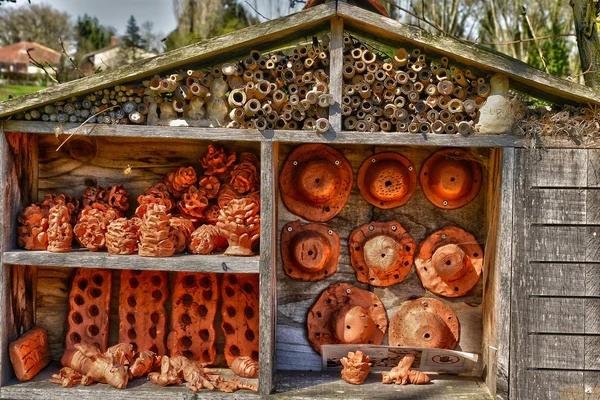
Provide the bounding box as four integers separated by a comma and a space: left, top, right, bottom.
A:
275, 143, 490, 372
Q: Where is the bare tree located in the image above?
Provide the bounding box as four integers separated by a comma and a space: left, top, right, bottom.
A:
571, 0, 600, 88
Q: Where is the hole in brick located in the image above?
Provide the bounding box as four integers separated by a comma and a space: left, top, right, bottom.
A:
128, 329, 137, 339
151, 275, 162, 286
126, 313, 136, 324
454, 287, 459, 292
203, 290, 213, 300
406, 246, 411, 252
149, 325, 157, 339
200, 276, 211, 288
90, 288, 101, 298
223, 322, 235, 335
74, 295, 84, 306
230, 345, 240, 357
72, 312, 83, 324
78, 279, 88, 291
244, 306, 254, 319
130, 342, 138, 352
245, 329, 255, 341
129, 278, 139, 289
251, 351, 259, 361
226, 306, 237, 317
152, 290, 163, 301
199, 329, 210, 341
181, 313, 191, 325
88, 325, 99, 336
202, 350, 210, 361
149, 345, 158, 354
181, 337, 192, 348
127, 296, 137, 307
184, 275, 196, 288
242, 283, 254, 294
225, 286, 235, 297
71, 332, 81, 344
394, 274, 399, 279
182, 294, 193, 307
404, 261, 409, 266
150, 312, 160, 324
228, 275, 238, 284
91, 274, 103, 286
89, 305, 99, 317
359, 266, 364, 271
197, 305, 208, 317
183, 350, 194, 359
474, 252, 479, 257
317, 312, 322, 318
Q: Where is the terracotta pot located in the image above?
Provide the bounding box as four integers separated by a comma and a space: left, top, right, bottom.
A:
415, 226, 483, 297
357, 152, 417, 208
307, 283, 387, 354
9, 326, 51, 381
340, 351, 371, 385
279, 144, 353, 222
119, 270, 168, 355
349, 220, 416, 287
388, 298, 459, 349
280, 220, 340, 281
419, 148, 482, 209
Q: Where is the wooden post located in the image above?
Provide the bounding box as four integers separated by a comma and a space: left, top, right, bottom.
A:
328, 17, 344, 133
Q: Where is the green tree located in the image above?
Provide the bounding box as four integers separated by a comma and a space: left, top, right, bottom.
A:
120, 15, 145, 62
75, 14, 114, 58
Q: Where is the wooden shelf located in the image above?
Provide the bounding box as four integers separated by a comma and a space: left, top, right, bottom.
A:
3, 249, 260, 273
0, 365, 259, 400
273, 370, 492, 399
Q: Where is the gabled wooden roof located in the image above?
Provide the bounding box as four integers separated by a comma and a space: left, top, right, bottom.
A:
1, 1, 598, 118
304, 0, 388, 17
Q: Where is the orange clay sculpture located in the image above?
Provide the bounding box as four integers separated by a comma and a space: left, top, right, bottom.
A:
188, 225, 227, 255
170, 216, 195, 253
105, 217, 140, 255
203, 204, 220, 225
17, 204, 49, 250
129, 350, 161, 379
138, 203, 176, 257
349, 220, 416, 287
164, 166, 198, 199
199, 144, 236, 177
217, 184, 241, 209
381, 354, 430, 385
177, 186, 209, 220
216, 196, 260, 256
230, 152, 259, 194
73, 207, 117, 251
231, 356, 259, 379
340, 351, 371, 385
280, 220, 340, 281
47, 203, 73, 252
49, 367, 82, 388
198, 175, 221, 199
136, 183, 175, 217
9, 326, 51, 381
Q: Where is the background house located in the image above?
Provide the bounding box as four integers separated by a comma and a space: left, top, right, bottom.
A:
0, 41, 61, 83
79, 36, 156, 75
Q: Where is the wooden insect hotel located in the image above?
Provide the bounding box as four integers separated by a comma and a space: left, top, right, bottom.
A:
0, 0, 598, 398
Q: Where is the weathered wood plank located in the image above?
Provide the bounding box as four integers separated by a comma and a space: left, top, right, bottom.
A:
528, 226, 589, 262
0, 4, 335, 118
9, 265, 36, 338
527, 298, 585, 334
526, 149, 588, 188
587, 226, 600, 262
585, 371, 600, 399
587, 190, 600, 224
328, 17, 343, 132
528, 335, 585, 369
338, 3, 600, 106
527, 263, 597, 297
588, 150, 600, 187
529, 189, 587, 225
3, 250, 259, 274
586, 337, 600, 371
525, 370, 584, 400
258, 141, 277, 395
588, 264, 600, 297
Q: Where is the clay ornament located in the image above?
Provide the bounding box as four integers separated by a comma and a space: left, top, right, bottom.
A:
178, 186, 209, 220
419, 148, 482, 210
340, 350, 371, 385
138, 203, 176, 257
47, 203, 73, 252
357, 152, 417, 208
136, 183, 175, 217
388, 298, 459, 349
129, 351, 161, 379
231, 356, 259, 378
17, 204, 49, 250
216, 196, 260, 256
307, 283, 387, 354
105, 218, 140, 255
415, 226, 483, 297
200, 144, 236, 177
188, 225, 228, 255
49, 367, 82, 388
9, 326, 51, 381
164, 166, 198, 199
349, 221, 416, 287
279, 144, 353, 222
382, 354, 430, 385
281, 220, 340, 281
475, 74, 514, 134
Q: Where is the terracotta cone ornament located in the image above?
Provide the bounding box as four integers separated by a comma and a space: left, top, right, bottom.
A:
281, 220, 340, 281
349, 221, 416, 287
420, 148, 482, 209
415, 226, 483, 297
388, 298, 459, 349
279, 144, 353, 222
307, 283, 387, 354
357, 152, 417, 209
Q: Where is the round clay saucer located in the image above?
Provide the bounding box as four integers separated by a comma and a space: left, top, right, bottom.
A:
388, 298, 459, 349
349, 220, 416, 287
415, 226, 483, 297
307, 283, 387, 354
279, 144, 353, 222
419, 148, 482, 209
357, 152, 417, 209
281, 220, 340, 281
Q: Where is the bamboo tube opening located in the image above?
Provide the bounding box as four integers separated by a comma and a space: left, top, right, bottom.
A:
255, 80, 270, 100
303, 118, 316, 130
383, 104, 396, 118
457, 121, 472, 135
436, 68, 448, 81
432, 120, 445, 134
411, 62, 424, 72
393, 48, 408, 67
351, 96, 361, 108
427, 109, 439, 123
394, 97, 406, 108
454, 113, 465, 122
373, 81, 384, 94
439, 110, 453, 122
372, 106, 382, 117
407, 70, 418, 81
172, 98, 185, 113
230, 107, 245, 122
362, 50, 376, 64
477, 84, 491, 98
355, 61, 366, 73
364, 72, 376, 85
419, 122, 430, 132
266, 111, 278, 122
437, 80, 454, 95
288, 120, 299, 130
474, 96, 486, 108
304, 58, 315, 69
229, 89, 247, 108
282, 69, 296, 83
344, 85, 356, 96
304, 91, 317, 105
243, 56, 257, 71
318, 94, 334, 108
445, 122, 457, 134
244, 99, 261, 116
343, 64, 356, 80
254, 117, 267, 131
292, 109, 305, 121
272, 90, 286, 108
356, 110, 366, 119
419, 70, 432, 84
375, 70, 386, 81
408, 122, 420, 133
453, 87, 466, 100
356, 120, 369, 132
395, 71, 409, 85
342, 105, 353, 116
275, 118, 287, 129
414, 82, 424, 93
342, 95, 352, 105
344, 116, 358, 130
477, 77, 486, 85
372, 93, 382, 105
395, 107, 408, 121
397, 121, 408, 131
249, 49, 261, 61
360, 99, 373, 112
411, 48, 421, 59
441, 56, 449, 67
351, 48, 363, 59
454, 72, 468, 87
315, 118, 330, 133
463, 99, 477, 114
383, 89, 395, 101
447, 99, 464, 113
407, 90, 420, 103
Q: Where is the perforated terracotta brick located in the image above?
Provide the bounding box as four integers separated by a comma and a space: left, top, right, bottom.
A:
220, 274, 259, 367
64, 269, 112, 357
167, 272, 219, 364
9, 326, 51, 381
119, 270, 168, 355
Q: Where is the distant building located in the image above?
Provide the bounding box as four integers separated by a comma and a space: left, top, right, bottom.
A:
0, 41, 61, 76
80, 36, 156, 75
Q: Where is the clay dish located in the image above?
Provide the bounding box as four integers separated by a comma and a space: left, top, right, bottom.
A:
307, 283, 387, 354
415, 226, 483, 297
357, 152, 416, 208
279, 144, 353, 222
388, 298, 459, 349
281, 220, 340, 281
419, 148, 482, 209
349, 221, 416, 287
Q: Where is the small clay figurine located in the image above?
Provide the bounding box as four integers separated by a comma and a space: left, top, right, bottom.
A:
49, 367, 82, 388
47, 203, 73, 252
9, 326, 51, 381
231, 356, 259, 379
138, 203, 176, 257
188, 225, 227, 255
216, 196, 260, 256
129, 351, 161, 378
199, 145, 236, 177
198, 175, 221, 199
340, 351, 371, 385
177, 186, 209, 220
17, 204, 49, 250
382, 354, 430, 385
475, 73, 514, 134
170, 216, 195, 253
164, 166, 198, 199
105, 218, 140, 255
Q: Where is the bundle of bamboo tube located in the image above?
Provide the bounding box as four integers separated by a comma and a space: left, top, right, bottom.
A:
13, 36, 331, 132
342, 36, 490, 134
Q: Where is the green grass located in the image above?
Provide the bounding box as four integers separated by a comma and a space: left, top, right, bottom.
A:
0, 85, 47, 101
